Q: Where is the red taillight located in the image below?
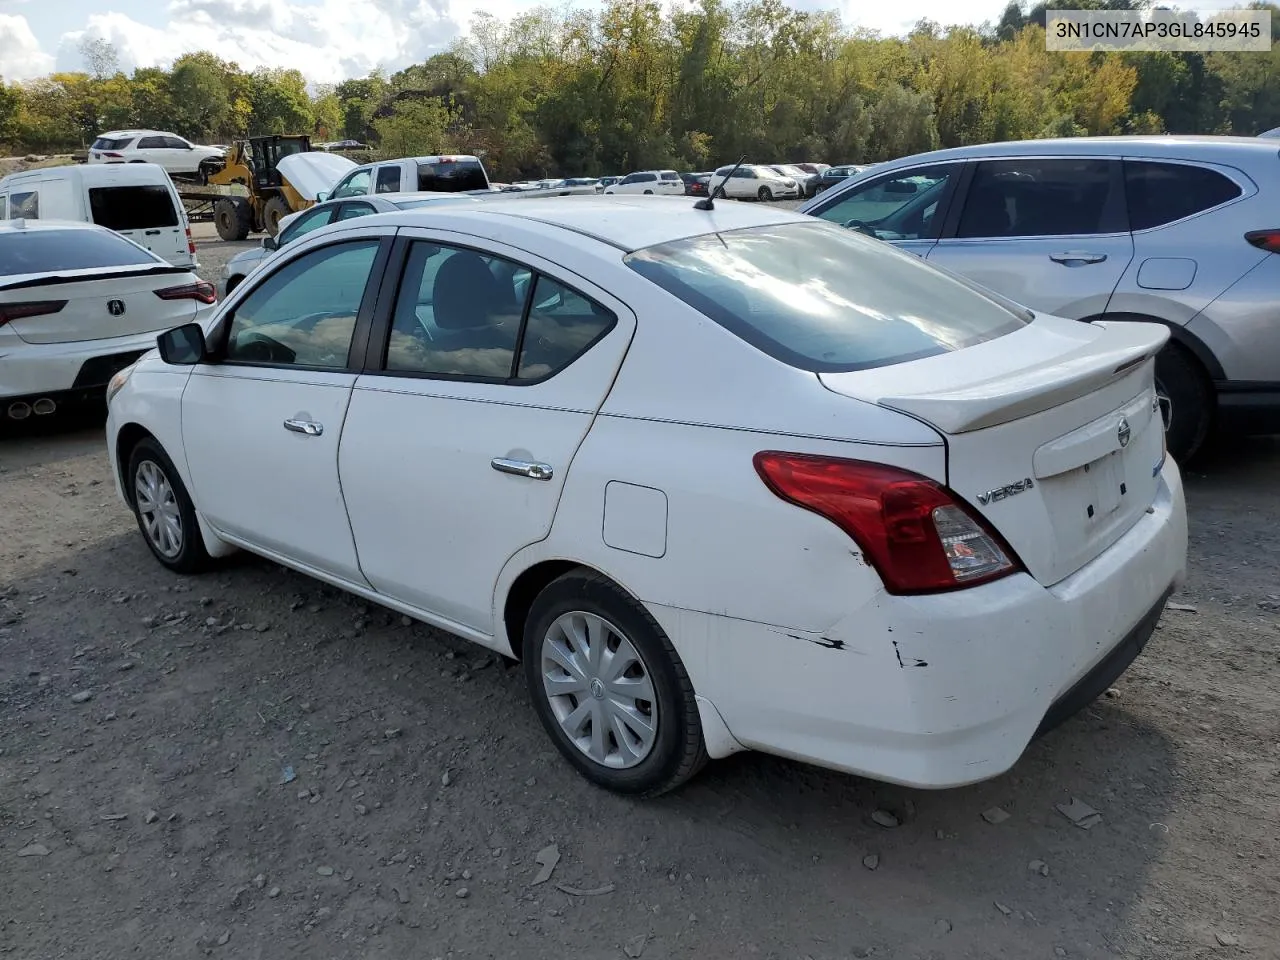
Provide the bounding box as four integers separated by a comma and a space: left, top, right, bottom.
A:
102, 151, 124, 159
154, 281, 216, 304
0, 300, 67, 327
1245, 230, 1280, 253
185, 226, 197, 255
753, 452, 1021, 595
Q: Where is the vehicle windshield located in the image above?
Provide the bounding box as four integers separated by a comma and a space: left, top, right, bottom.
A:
624, 221, 1028, 373
0, 228, 161, 277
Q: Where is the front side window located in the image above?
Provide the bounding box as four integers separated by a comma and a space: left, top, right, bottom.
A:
956, 158, 1120, 239
9, 191, 38, 219
375, 166, 402, 193
385, 241, 528, 379
331, 169, 371, 199
813, 164, 958, 242
89, 185, 179, 231
1124, 160, 1243, 231
163, 137, 191, 150
625, 221, 1026, 373
277, 206, 333, 245
137, 136, 167, 149
224, 240, 378, 368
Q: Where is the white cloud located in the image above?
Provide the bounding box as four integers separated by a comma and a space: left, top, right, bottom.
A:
1, 13, 55, 80
50, 0, 500, 84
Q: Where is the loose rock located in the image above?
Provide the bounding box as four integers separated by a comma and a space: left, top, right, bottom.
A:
145, 810, 159, 824
267, 887, 281, 899
1167, 602, 1198, 613
981, 806, 1011, 825
441, 770, 451, 787
871, 810, 900, 828
1029, 859, 1050, 877
1216, 932, 1239, 947
862, 854, 880, 871
16, 843, 50, 857
317, 866, 334, 876
1056, 797, 1102, 830
994, 902, 1012, 916
455, 887, 470, 899
253, 874, 265, 889
531, 843, 561, 885
70, 690, 93, 704
624, 934, 648, 958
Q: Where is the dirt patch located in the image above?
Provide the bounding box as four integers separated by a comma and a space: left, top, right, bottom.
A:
1, 425, 1278, 959
0, 155, 78, 179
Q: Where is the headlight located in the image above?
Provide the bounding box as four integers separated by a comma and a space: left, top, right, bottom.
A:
106, 364, 135, 405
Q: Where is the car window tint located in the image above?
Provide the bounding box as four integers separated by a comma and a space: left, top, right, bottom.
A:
1124, 160, 1243, 230
626, 221, 1026, 374
515, 276, 616, 381
137, 136, 167, 149
163, 137, 189, 150
417, 160, 487, 192
957, 159, 1119, 238
0, 197, 6, 219
278, 207, 332, 244
332, 169, 371, 198
375, 166, 401, 193
9, 191, 37, 218
385, 241, 528, 379
660, 172, 678, 180
89, 185, 179, 231
814, 165, 957, 241
0, 228, 159, 275
225, 240, 377, 368
336, 202, 376, 221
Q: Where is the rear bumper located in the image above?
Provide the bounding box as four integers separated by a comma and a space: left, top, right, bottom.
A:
1214, 380, 1280, 436
646, 460, 1187, 788
1, 331, 159, 402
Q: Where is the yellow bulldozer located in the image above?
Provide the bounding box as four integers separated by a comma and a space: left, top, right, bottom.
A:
207, 134, 316, 241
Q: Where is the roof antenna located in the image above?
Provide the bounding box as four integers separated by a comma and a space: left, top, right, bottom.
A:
695, 155, 746, 211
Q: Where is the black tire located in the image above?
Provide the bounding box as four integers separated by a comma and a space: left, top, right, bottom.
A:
713, 186, 726, 199
523, 570, 708, 797
643, 189, 654, 195
126, 438, 210, 574
1155, 341, 1213, 462
758, 186, 773, 202
225, 274, 243, 296
214, 198, 252, 241
262, 195, 291, 237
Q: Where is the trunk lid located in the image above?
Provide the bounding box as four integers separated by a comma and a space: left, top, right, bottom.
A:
819, 316, 1170, 586
1, 266, 199, 344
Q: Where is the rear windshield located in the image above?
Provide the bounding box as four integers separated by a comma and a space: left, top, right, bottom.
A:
0, 229, 160, 276
416, 159, 488, 193
89, 185, 180, 231
624, 222, 1028, 373
92, 137, 135, 151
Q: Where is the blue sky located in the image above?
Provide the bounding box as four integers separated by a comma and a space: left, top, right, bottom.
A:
0, 0, 1254, 84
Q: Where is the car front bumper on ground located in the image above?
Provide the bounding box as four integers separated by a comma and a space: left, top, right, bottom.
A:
1, 330, 162, 408
645, 460, 1188, 788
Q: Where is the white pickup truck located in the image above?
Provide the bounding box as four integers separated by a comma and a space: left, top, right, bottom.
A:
319, 155, 598, 201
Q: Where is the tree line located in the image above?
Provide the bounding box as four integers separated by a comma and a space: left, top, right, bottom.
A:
2, 0, 1279, 180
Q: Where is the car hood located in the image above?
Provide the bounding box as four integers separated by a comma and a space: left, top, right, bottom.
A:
224, 246, 270, 276
278, 152, 358, 200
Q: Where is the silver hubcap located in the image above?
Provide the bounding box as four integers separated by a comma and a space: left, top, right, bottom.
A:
541, 611, 657, 769
135, 460, 183, 559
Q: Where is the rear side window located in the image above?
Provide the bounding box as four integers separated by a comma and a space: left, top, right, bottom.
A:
0, 229, 159, 276
92, 137, 134, 151
0, 196, 6, 219
516, 276, 616, 381
9, 191, 39, 218
660, 172, 678, 181
376, 166, 402, 193
137, 136, 167, 149
1124, 160, 1243, 230
416, 160, 488, 193
957, 159, 1121, 238
89, 185, 179, 231
625, 221, 1027, 373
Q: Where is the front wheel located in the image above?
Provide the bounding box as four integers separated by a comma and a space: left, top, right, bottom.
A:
127, 438, 210, 574
1154, 341, 1213, 461
757, 186, 773, 202
523, 570, 707, 796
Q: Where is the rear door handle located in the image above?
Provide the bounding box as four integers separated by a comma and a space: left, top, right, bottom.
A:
283, 419, 323, 436
491, 457, 553, 481
1050, 251, 1107, 265
144, 229, 162, 236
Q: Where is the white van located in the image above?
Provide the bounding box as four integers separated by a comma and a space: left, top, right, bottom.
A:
0, 163, 197, 269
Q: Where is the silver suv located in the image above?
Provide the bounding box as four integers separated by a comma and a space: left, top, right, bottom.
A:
798, 136, 1280, 459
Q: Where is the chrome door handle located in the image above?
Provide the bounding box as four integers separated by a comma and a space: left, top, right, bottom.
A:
491, 457, 553, 481
283, 418, 323, 436
1050, 251, 1107, 265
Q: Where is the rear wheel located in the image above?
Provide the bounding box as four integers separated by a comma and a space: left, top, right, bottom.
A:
127, 438, 210, 574
1154, 341, 1213, 462
523, 570, 707, 796
757, 186, 773, 202
262, 196, 291, 237
214, 198, 252, 241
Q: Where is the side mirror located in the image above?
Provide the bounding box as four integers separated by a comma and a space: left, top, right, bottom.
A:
315, 191, 329, 203
157, 323, 208, 365
262, 235, 278, 251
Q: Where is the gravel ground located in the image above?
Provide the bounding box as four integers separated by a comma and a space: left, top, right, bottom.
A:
2, 231, 1278, 959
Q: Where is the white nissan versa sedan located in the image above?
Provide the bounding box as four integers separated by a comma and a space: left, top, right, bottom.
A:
105, 196, 1187, 796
